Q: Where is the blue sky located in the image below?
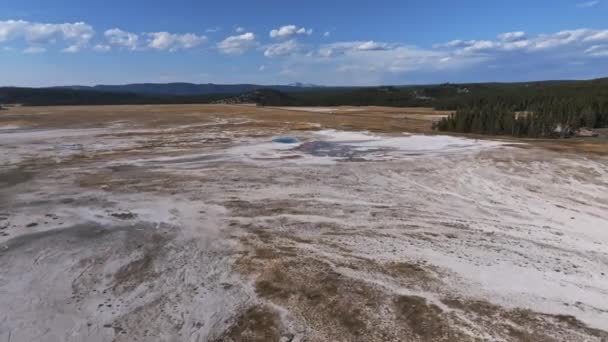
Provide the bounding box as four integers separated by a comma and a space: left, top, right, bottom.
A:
1, 0, 608, 86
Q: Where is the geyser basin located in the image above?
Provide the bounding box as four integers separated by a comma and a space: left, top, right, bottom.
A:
272, 137, 299, 144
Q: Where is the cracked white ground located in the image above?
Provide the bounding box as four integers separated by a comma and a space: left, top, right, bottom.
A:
0, 105, 607, 341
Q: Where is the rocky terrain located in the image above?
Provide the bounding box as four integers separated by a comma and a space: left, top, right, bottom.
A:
1, 104, 607, 341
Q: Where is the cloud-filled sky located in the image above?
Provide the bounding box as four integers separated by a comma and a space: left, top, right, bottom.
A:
1, 0, 608, 86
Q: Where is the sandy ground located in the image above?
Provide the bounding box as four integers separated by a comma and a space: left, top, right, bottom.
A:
0, 104, 607, 342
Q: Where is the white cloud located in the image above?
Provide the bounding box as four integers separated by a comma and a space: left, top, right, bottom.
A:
270, 25, 312, 39
357, 41, 393, 51
318, 41, 398, 57
531, 29, 591, 50
298, 28, 313, 35
0, 20, 28, 42
462, 40, 497, 53
299, 27, 597, 82
434, 29, 608, 55
298, 27, 608, 84
105, 29, 206, 52
264, 39, 301, 57
105, 28, 139, 50
498, 31, 526, 42
217, 32, 257, 55
584, 30, 608, 42
62, 45, 82, 53
93, 44, 111, 52
0, 20, 94, 52
0, 20, 211, 53
434, 28, 608, 55
314, 40, 455, 76
227, 26, 608, 84
25, 21, 94, 46
147, 32, 206, 51
501, 39, 531, 51
433, 40, 475, 49
577, 0, 600, 7
3, 18, 608, 85
318, 43, 349, 57
585, 45, 608, 56
23, 46, 45, 54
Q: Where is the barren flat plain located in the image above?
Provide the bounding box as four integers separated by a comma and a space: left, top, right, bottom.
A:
1, 104, 607, 342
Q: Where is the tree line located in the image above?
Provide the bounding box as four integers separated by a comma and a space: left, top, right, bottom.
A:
3, 78, 608, 140
434, 96, 608, 138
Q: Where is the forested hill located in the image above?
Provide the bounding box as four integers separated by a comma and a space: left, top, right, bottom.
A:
56, 82, 330, 96
0, 87, 228, 106
2, 78, 608, 138
2, 77, 607, 108
431, 78, 608, 138
247, 78, 608, 138
249, 78, 608, 109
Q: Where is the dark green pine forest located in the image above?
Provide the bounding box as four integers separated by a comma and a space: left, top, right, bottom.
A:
432, 79, 608, 138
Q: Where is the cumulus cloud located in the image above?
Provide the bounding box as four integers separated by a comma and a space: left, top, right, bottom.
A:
147, 32, 206, 51
303, 27, 597, 82
264, 39, 302, 57
105, 28, 139, 50
314, 40, 456, 77
434, 28, 608, 55
269, 25, 312, 39
498, 31, 526, 42
357, 41, 394, 51
217, 32, 257, 55
461, 40, 497, 53
3, 18, 608, 85
0, 20, 210, 53
0, 19, 94, 51
26, 22, 94, 45
291, 27, 608, 84
318, 41, 398, 57
433, 40, 475, 49
104, 29, 206, 51
0, 20, 27, 42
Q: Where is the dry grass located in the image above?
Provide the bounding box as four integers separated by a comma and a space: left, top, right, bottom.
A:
0, 104, 451, 133
4, 104, 606, 155
441, 297, 608, 341
394, 295, 455, 340
214, 305, 282, 342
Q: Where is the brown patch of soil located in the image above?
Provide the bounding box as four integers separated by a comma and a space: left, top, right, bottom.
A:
394, 295, 454, 340
441, 297, 608, 341
214, 305, 282, 342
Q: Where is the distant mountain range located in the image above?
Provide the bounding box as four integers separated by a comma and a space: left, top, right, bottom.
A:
56, 82, 328, 96
2, 77, 607, 107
